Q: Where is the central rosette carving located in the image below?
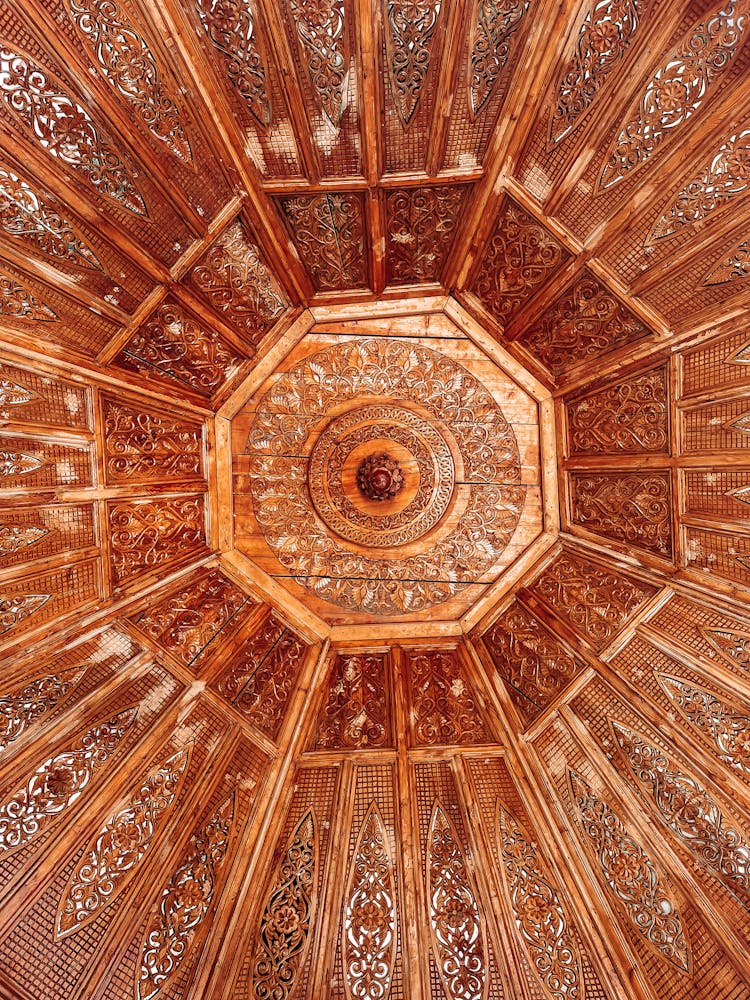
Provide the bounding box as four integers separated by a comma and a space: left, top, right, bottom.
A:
357, 453, 404, 501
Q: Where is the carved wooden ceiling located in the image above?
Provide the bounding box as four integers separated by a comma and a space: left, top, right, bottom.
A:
0, 0, 750, 999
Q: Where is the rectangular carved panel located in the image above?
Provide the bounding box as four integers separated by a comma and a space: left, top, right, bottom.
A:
684, 526, 750, 589
0, 502, 95, 568
277, 192, 368, 291
681, 329, 750, 398
308, 650, 391, 750
684, 469, 750, 521
0, 361, 91, 429
569, 470, 673, 557
384, 185, 468, 286
682, 399, 750, 453
0, 435, 93, 490
406, 646, 496, 746
0, 560, 99, 647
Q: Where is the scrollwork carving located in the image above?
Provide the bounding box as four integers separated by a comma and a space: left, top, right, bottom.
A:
0, 592, 50, 633
385, 1, 440, 125
704, 238, 750, 286
0, 523, 48, 557
427, 802, 486, 1000
0, 452, 44, 478
289, 0, 347, 126
0, 376, 36, 407
385, 185, 465, 284
566, 367, 668, 454
313, 653, 389, 749
0, 45, 146, 214
570, 471, 672, 555
469, 0, 528, 117
409, 649, 491, 745
68, 0, 191, 162
702, 627, 750, 671
569, 769, 689, 970
278, 193, 367, 290
232, 627, 307, 740
0, 271, 56, 322
102, 398, 203, 483
0, 666, 85, 753
56, 746, 190, 937
108, 497, 206, 586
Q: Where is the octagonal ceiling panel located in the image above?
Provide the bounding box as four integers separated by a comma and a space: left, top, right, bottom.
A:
228, 306, 551, 624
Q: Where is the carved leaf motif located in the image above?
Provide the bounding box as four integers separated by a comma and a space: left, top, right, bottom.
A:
497, 805, 581, 1000
0, 452, 43, 479
108, 497, 206, 586
550, 0, 643, 145
385, 185, 466, 284
704, 239, 750, 285
137, 793, 235, 1000
0, 376, 36, 407
197, 0, 272, 125
0, 708, 137, 854
343, 803, 396, 1000
68, 0, 191, 162
570, 471, 672, 555
314, 653, 389, 749
57, 746, 190, 938
103, 399, 203, 482
567, 367, 668, 454
409, 649, 491, 745
0, 592, 50, 634
385, 0, 440, 125
0, 272, 56, 322
251, 810, 318, 1000
0, 523, 49, 557
569, 769, 690, 970
612, 721, 750, 906
289, 0, 347, 126
279, 193, 367, 290
427, 802, 487, 1000
600, 0, 749, 190
469, 0, 528, 117
232, 627, 307, 740
658, 674, 750, 775
702, 627, 750, 671
0, 163, 102, 269
472, 199, 570, 324
0, 666, 86, 752
731, 341, 750, 363
0, 46, 146, 214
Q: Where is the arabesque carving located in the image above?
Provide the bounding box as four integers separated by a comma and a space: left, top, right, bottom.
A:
102, 398, 203, 483
0, 45, 146, 214
0, 666, 85, 752
498, 805, 581, 999
569, 769, 689, 970
427, 802, 486, 1000
108, 496, 206, 586
289, 0, 347, 126
0, 709, 137, 854
68, 0, 191, 162
56, 746, 190, 937
0, 272, 56, 322
313, 653, 389, 749
658, 674, 750, 774
469, 0, 528, 117
343, 803, 397, 1000
0, 592, 50, 633
704, 238, 750, 285
600, 0, 749, 189
279, 193, 367, 290
567, 367, 668, 454
232, 627, 308, 740
385, 0, 440, 125
409, 649, 491, 745
570, 471, 672, 555
0, 452, 44, 478
385, 185, 465, 284
137, 793, 235, 1000
702, 627, 750, 671
0, 522, 48, 557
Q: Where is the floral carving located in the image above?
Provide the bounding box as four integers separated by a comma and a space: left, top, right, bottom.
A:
137, 793, 234, 1000
217, 614, 285, 701
289, 0, 347, 126
550, 0, 643, 144
427, 802, 486, 1000
523, 273, 649, 376
0, 452, 44, 478
251, 810, 318, 1000
232, 627, 308, 740
0, 709, 137, 854
600, 1, 749, 189
102, 398, 203, 483
343, 803, 396, 1000
385, 185, 466, 284
409, 649, 490, 745
531, 552, 651, 649
0, 46, 146, 214
0, 162, 101, 269
569, 769, 689, 970
197, 0, 272, 125
68, 0, 191, 162
0, 592, 50, 633
472, 198, 570, 324
190, 221, 286, 342
0, 666, 85, 752
118, 299, 245, 397
570, 471, 673, 555
498, 805, 581, 999
649, 128, 750, 241
469, 0, 528, 116
132, 570, 249, 665
313, 653, 389, 749
0, 524, 49, 557
566, 367, 668, 454
108, 496, 206, 586
483, 603, 583, 719
0, 271, 56, 322
702, 627, 750, 671
385, 0, 440, 125
278, 193, 367, 290
658, 674, 750, 774
612, 721, 750, 905
57, 746, 190, 937
703, 238, 750, 285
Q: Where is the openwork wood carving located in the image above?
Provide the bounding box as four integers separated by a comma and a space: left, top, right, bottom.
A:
278, 193, 367, 290
251, 810, 318, 1000
472, 198, 570, 324
313, 653, 389, 749
704, 238, 750, 285
0, 271, 56, 323
197, 0, 272, 125
570, 471, 672, 555
385, 0, 440, 125
427, 802, 487, 1000
385, 185, 466, 284
703, 627, 750, 672
0, 666, 85, 753
289, 0, 347, 126
68, 0, 191, 162
0, 45, 146, 214
569, 769, 690, 971
0, 592, 50, 634
108, 496, 206, 587
612, 721, 750, 905
56, 746, 190, 938
497, 805, 581, 999
566, 366, 669, 454
0, 522, 49, 558
343, 803, 397, 1000
0, 709, 137, 854
469, 0, 528, 117
409, 649, 491, 745
137, 793, 235, 1000
600, 0, 750, 189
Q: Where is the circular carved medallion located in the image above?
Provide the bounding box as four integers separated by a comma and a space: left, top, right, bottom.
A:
357, 453, 403, 501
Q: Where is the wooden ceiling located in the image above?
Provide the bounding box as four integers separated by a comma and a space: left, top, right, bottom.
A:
0, 1, 749, 999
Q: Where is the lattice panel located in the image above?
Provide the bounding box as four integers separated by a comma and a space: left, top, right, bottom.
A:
683, 469, 750, 521
0, 434, 93, 490
681, 328, 750, 397
527, 548, 656, 650
684, 526, 750, 589
405, 645, 496, 746
682, 398, 750, 453
0, 361, 91, 429
236, 764, 340, 1000
309, 649, 392, 750
130, 568, 253, 668
646, 593, 750, 675
0, 502, 95, 569
568, 470, 673, 557
0, 560, 99, 647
